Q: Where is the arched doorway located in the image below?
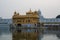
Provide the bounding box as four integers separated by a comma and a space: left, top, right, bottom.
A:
17, 24, 22, 32
17, 24, 22, 27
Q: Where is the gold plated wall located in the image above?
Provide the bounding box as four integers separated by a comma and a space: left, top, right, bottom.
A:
12, 10, 39, 25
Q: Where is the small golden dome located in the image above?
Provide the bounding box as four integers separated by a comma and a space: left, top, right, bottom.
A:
14, 11, 16, 14
34, 11, 37, 13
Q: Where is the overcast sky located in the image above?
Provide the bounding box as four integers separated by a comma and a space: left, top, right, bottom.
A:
0, 0, 60, 18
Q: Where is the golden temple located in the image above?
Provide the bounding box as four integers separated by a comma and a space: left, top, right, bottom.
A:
12, 9, 41, 40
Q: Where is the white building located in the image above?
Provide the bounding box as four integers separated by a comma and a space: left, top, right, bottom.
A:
0, 18, 12, 26
38, 10, 60, 33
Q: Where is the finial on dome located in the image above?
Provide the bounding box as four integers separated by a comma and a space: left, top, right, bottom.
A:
14, 11, 16, 14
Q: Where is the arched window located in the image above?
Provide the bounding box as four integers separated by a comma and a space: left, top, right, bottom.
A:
28, 20, 30, 22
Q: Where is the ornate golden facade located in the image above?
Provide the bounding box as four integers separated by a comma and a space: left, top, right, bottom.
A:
12, 10, 39, 25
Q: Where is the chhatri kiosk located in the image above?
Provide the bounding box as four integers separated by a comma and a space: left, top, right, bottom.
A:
12, 9, 42, 40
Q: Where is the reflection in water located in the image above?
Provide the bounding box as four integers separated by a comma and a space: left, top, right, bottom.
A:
0, 26, 60, 40
0, 33, 12, 40
41, 34, 60, 40
0, 26, 12, 40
